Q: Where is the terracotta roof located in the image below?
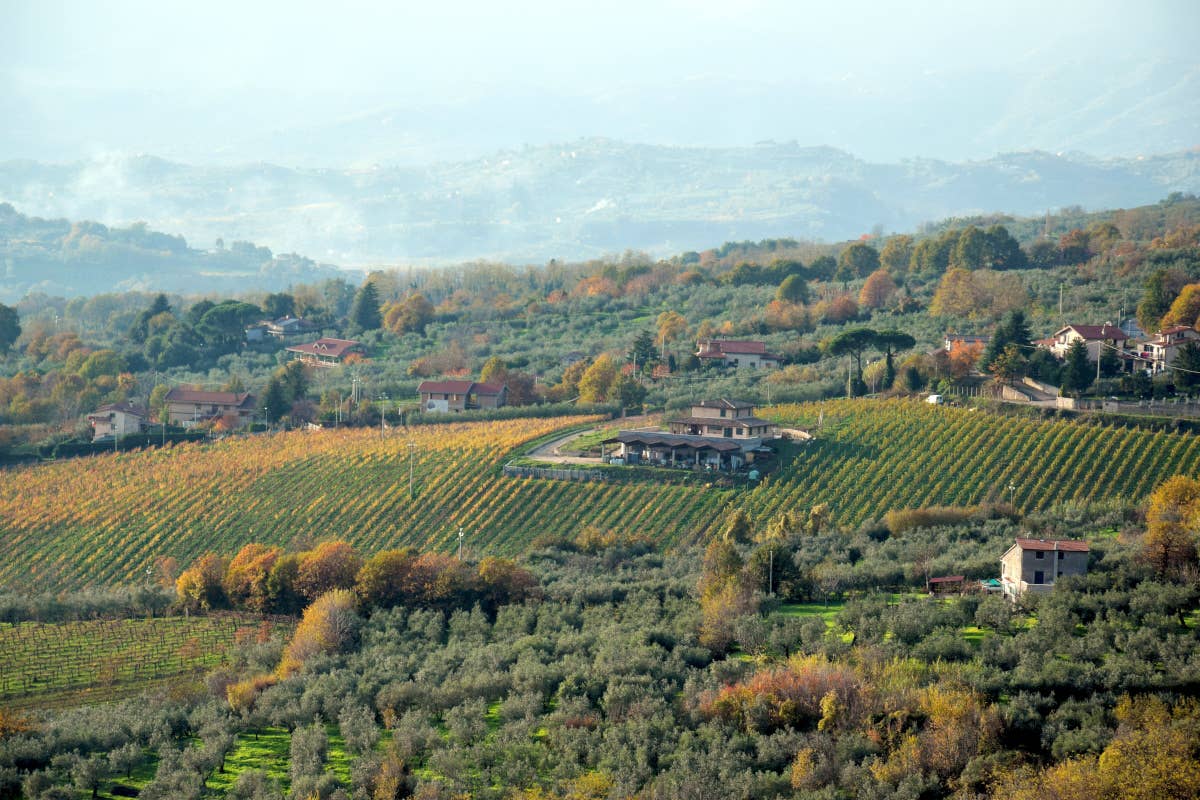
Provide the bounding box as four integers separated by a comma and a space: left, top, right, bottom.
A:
1055, 324, 1128, 341
88, 401, 148, 418
1159, 325, 1193, 336
603, 431, 748, 452
286, 338, 364, 358
1014, 537, 1089, 553
165, 388, 255, 407
697, 340, 779, 357
418, 381, 506, 396
695, 399, 755, 410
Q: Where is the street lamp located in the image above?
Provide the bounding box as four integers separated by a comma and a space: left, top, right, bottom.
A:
457, 526, 465, 560
1008, 482, 1016, 506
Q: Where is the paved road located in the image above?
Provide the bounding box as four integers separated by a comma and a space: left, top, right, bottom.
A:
526, 414, 659, 464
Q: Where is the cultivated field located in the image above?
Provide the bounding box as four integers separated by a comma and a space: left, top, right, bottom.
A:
2, 401, 1198, 592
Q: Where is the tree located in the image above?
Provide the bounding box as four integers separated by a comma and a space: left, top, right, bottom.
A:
874, 330, 916, 390
223, 543, 282, 612
824, 328, 879, 397
1137, 269, 1178, 333
262, 377, 288, 425
1173, 342, 1200, 389
1060, 339, 1094, 396
982, 310, 1032, 372
984, 225, 1025, 269
176, 553, 229, 612
837, 242, 880, 282
626, 330, 658, 372
279, 359, 309, 404
808, 255, 837, 281
349, 281, 382, 333
613, 374, 647, 410
296, 540, 362, 601
355, 548, 416, 609
776, 274, 810, 304
0, 303, 20, 353
656, 311, 689, 349
262, 292, 295, 319
578, 354, 617, 403
1144, 475, 1200, 577
479, 356, 508, 387
1160, 283, 1200, 330
383, 293, 434, 336
929, 268, 984, 317
988, 343, 1028, 386
879, 235, 913, 274
951, 226, 987, 269
858, 269, 897, 310
198, 301, 261, 352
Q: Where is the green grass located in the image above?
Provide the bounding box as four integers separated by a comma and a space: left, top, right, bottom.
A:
205, 727, 292, 795
96, 748, 158, 800
776, 601, 845, 627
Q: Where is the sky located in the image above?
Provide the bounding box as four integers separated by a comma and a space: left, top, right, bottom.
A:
2, 0, 1198, 164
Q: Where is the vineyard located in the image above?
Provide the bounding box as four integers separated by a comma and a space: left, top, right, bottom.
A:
1, 402, 1198, 593
0, 614, 281, 707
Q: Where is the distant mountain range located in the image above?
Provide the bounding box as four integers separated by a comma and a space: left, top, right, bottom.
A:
2, 140, 1198, 268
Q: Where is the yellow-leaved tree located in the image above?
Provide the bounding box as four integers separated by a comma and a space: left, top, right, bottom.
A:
1144, 475, 1200, 577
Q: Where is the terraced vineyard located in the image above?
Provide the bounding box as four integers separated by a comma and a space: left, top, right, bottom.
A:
2, 401, 1198, 592
0, 614, 281, 707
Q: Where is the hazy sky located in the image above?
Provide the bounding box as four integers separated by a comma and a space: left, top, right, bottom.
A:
2, 0, 1198, 163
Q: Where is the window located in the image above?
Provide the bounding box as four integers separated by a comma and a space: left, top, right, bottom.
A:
1057, 551, 1064, 560
723, 428, 732, 437
1035, 551, 1044, 559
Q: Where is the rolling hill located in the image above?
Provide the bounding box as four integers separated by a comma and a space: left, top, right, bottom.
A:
2, 400, 1196, 593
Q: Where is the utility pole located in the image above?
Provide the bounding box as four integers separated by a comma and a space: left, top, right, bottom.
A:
408, 440, 415, 498
457, 526, 465, 560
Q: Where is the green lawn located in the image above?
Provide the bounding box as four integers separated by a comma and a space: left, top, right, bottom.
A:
206, 727, 292, 795
775, 601, 845, 626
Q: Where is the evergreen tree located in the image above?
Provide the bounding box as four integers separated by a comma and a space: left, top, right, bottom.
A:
349, 282, 382, 333
0, 303, 20, 353
981, 310, 1032, 371
263, 377, 289, 424
1137, 269, 1173, 333
627, 330, 658, 372
1060, 339, 1095, 396
776, 274, 810, 304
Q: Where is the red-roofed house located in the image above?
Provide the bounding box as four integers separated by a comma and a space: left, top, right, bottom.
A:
1044, 324, 1128, 362
1000, 538, 1089, 600
285, 338, 366, 367
87, 401, 148, 440
418, 381, 507, 413
165, 388, 256, 427
696, 339, 781, 369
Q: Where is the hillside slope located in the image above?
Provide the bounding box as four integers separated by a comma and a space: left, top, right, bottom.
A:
2, 401, 1197, 592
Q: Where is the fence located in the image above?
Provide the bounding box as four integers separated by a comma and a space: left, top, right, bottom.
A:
503, 464, 612, 482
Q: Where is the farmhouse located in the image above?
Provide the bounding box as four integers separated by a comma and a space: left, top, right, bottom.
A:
1000, 537, 1089, 600
1042, 323, 1128, 362
603, 399, 774, 471
164, 388, 257, 427
418, 381, 507, 413
86, 401, 148, 440
285, 337, 366, 367
696, 339, 781, 369
668, 399, 776, 439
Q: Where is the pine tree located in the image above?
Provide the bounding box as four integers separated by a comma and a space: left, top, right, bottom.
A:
349, 282, 382, 333
1060, 339, 1094, 396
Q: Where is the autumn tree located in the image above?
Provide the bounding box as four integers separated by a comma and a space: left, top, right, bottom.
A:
858, 269, 897, 310
1160, 283, 1200, 329
176, 553, 230, 612
988, 343, 1028, 386
296, 541, 363, 601
656, 310, 689, 348
1144, 475, 1200, 577
578, 354, 618, 403
383, 293, 434, 336
277, 589, 361, 677
354, 548, 416, 610
223, 543, 282, 612
929, 268, 983, 317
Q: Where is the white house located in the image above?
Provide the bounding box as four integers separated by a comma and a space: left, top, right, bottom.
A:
87, 401, 148, 440
695, 339, 781, 369
1044, 324, 1128, 362
1135, 326, 1200, 374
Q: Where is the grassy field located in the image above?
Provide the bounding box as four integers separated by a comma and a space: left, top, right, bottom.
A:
0, 614, 287, 709
3, 399, 1198, 593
